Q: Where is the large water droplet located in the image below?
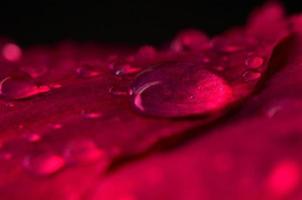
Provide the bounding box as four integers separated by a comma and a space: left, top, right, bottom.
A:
63, 139, 105, 164
23, 150, 65, 176
131, 62, 233, 117
0, 77, 50, 100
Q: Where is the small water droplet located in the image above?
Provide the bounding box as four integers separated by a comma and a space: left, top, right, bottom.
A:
2, 43, 22, 62
76, 65, 101, 78
171, 29, 208, 52
52, 123, 63, 129
242, 70, 262, 81
131, 62, 233, 117
114, 64, 141, 76
49, 83, 62, 89
25, 133, 41, 142
136, 45, 157, 60
0, 77, 50, 100
63, 139, 105, 164
109, 86, 133, 96
23, 151, 65, 176
245, 55, 264, 68
84, 112, 102, 119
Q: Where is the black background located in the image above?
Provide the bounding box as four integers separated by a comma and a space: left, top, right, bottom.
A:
0, 0, 301, 46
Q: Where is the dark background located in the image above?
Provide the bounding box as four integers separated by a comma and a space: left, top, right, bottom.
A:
0, 0, 301, 46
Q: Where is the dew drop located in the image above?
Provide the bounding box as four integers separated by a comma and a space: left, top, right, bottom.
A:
84, 112, 102, 119
245, 55, 264, 68
131, 62, 233, 117
0, 77, 50, 100
25, 133, 41, 142
23, 151, 65, 176
242, 70, 262, 81
171, 29, 208, 52
2, 43, 22, 62
49, 83, 62, 89
52, 123, 63, 129
114, 64, 141, 76
76, 65, 101, 78
135, 45, 157, 60
109, 86, 133, 96
63, 139, 105, 164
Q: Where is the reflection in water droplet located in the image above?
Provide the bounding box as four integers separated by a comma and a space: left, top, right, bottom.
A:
2, 43, 22, 62
0, 77, 50, 100
76, 65, 101, 78
63, 139, 105, 164
242, 70, 262, 81
23, 151, 65, 176
266, 161, 300, 197
109, 86, 133, 96
131, 62, 233, 117
245, 55, 264, 68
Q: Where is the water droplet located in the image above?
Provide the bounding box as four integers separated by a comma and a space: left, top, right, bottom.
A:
245, 55, 264, 68
242, 70, 262, 81
135, 45, 157, 60
49, 83, 62, 89
114, 64, 141, 76
2, 43, 22, 62
266, 160, 300, 197
171, 29, 208, 52
63, 139, 105, 164
52, 123, 63, 129
23, 151, 65, 176
25, 133, 41, 142
0, 77, 50, 100
109, 86, 133, 96
84, 112, 102, 119
131, 62, 233, 117
76, 65, 101, 78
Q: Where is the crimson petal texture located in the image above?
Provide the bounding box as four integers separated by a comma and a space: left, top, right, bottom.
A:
0, 2, 293, 200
